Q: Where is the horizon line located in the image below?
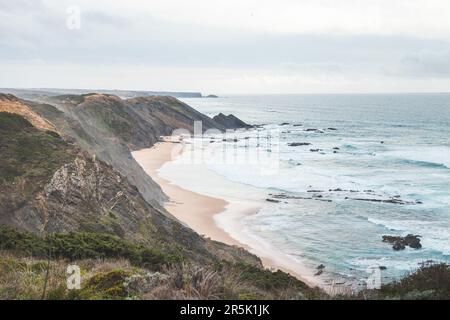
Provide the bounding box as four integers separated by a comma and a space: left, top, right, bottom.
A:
1, 87, 450, 96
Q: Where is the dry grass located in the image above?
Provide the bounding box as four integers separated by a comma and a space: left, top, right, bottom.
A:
0, 252, 325, 300
143, 263, 244, 300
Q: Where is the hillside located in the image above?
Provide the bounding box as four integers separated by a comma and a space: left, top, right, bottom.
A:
0, 94, 55, 132
0, 111, 258, 263
21, 93, 231, 207
0, 95, 321, 300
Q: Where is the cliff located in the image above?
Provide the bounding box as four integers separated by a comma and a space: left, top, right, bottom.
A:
0, 111, 258, 266
21, 93, 227, 207
0, 93, 319, 300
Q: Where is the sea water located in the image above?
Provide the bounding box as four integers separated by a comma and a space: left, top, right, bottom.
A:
177, 94, 450, 288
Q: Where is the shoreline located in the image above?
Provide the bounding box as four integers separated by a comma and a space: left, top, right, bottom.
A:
132, 141, 320, 288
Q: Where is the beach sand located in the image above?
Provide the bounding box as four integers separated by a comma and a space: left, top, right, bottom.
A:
132, 141, 319, 287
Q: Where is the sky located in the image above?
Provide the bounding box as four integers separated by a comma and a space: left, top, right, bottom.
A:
1, 0, 450, 94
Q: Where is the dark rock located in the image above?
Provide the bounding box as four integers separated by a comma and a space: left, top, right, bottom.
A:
266, 198, 281, 203
405, 234, 422, 249
382, 234, 422, 250
347, 197, 417, 205
328, 128, 338, 131
310, 149, 322, 152
293, 124, 303, 127
314, 270, 323, 276
317, 264, 325, 270
288, 142, 311, 147
333, 147, 340, 150
379, 266, 387, 270
305, 128, 324, 133
393, 241, 406, 251
213, 113, 253, 130
280, 122, 290, 126
222, 138, 239, 142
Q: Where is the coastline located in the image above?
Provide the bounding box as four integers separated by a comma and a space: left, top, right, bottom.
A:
132, 141, 320, 288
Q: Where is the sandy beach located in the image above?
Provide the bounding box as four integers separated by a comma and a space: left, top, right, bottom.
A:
132, 140, 320, 288
132, 141, 246, 247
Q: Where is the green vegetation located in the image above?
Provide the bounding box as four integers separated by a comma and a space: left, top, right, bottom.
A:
0, 225, 180, 271
224, 262, 323, 300
72, 269, 133, 300
0, 112, 75, 189
365, 263, 450, 300
0, 226, 325, 300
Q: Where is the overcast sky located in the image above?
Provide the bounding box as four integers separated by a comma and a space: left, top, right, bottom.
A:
1, 0, 450, 94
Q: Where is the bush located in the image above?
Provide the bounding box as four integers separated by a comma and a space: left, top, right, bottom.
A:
0, 226, 180, 271
376, 263, 450, 300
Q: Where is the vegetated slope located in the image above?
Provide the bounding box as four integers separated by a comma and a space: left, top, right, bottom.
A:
0, 94, 55, 131
0, 95, 321, 300
0, 111, 258, 266
0, 251, 320, 300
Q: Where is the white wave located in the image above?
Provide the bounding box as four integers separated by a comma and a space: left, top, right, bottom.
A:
383, 146, 450, 169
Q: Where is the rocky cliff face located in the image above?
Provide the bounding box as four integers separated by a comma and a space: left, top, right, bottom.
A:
0, 111, 258, 266
23, 94, 235, 208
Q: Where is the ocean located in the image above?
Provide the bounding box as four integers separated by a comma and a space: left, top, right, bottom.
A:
175, 94, 450, 288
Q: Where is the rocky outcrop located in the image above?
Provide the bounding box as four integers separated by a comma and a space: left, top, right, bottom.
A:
212, 113, 253, 130
128, 96, 226, 135
382, 235, 422, 250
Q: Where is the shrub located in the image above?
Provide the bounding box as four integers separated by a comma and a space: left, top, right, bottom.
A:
0, 226, 180, 271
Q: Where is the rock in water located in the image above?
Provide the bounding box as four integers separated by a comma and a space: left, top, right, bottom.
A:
382, 234, 422, 250
404, 234, 423, 249
393, 241, 406, 251
288, 142, 311, 147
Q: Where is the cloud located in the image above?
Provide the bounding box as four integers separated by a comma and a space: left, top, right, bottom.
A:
397, 50, 450, 77
2, 0, 450, 92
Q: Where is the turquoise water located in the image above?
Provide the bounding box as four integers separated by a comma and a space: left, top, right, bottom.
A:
181, 94, 450, 287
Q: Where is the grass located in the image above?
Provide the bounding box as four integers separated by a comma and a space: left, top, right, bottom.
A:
1, 225, 448, 300
0, 112, 75, 189
0, 226, 326, 300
